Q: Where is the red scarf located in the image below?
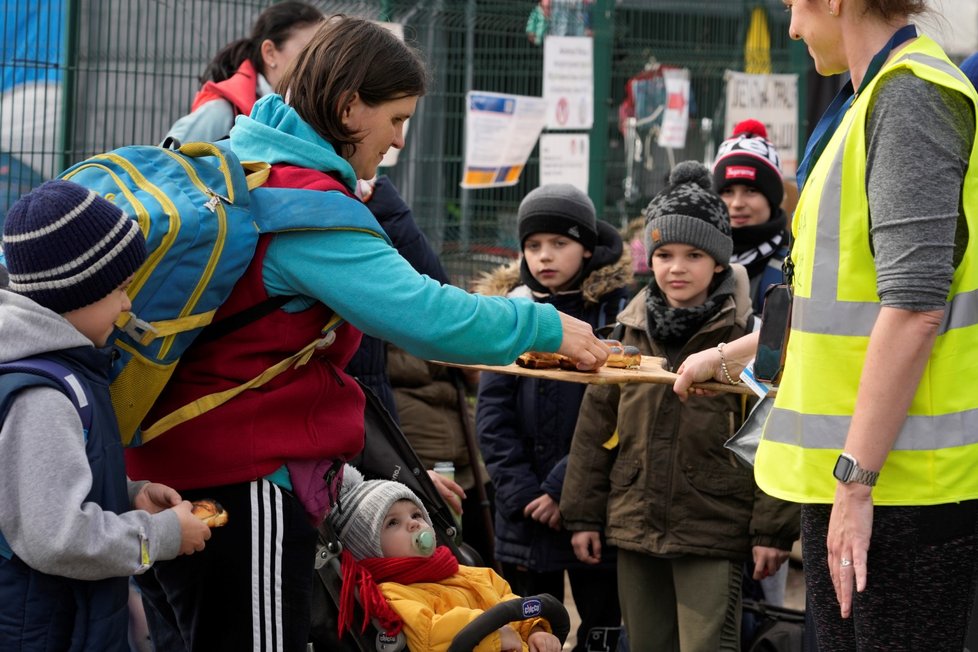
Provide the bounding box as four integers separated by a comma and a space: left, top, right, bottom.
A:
338, 545, 460, 638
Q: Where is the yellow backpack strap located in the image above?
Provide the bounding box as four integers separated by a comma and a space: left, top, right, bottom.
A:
115, 310, 218, 345
177, 141, 271, 192
139, 314, 344, 444
241, 160, 271, 190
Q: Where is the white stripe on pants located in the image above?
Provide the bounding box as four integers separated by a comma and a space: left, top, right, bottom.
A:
251, 480, 285, 651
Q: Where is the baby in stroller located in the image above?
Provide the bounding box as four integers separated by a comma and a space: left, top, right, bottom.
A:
328, 465, 563, 652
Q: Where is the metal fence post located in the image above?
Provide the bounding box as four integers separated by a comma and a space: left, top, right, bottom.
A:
588, 0, 614, 219
59, 0, 80, 175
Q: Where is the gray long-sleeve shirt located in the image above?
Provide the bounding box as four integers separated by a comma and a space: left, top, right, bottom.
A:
865, 68, 975, 311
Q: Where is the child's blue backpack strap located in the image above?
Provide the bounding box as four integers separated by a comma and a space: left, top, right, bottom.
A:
0, 358, 92, 560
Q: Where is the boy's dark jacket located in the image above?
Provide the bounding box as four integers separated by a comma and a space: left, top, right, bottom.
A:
561, 265, 800, 559
473, 221, 632, 571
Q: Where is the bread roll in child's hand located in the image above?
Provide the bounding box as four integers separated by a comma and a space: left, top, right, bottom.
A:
191, 499, 228, 527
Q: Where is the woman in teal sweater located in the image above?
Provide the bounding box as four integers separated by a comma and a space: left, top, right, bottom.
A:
132, 16, 608, 652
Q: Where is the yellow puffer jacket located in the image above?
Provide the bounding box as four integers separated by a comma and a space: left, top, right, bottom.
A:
379, 565, 551, 652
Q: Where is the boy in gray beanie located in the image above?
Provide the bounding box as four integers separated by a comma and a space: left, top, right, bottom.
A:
561, 162, 798, 649
0, 180, 210, 651
518, 183, 598, 253
327, 464, 561, 651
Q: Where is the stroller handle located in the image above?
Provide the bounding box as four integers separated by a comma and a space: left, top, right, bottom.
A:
446, 593, 570, 652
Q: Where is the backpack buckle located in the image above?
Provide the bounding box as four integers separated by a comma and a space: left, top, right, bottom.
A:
117, 312, 158, 345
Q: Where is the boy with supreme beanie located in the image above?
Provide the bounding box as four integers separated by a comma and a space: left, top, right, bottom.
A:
712, 119, 791, 315
0, 180, 210, 650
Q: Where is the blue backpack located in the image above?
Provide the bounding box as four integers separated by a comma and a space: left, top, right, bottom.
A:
0, 358, 91, 560
57, 142, 360, 446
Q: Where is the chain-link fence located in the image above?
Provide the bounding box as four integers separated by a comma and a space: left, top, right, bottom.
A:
2, 0, 805, 286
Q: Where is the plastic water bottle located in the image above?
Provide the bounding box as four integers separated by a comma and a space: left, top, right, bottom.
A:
433, 461, 463, 532
433, 461, 455, 481
411, 529, 436, 556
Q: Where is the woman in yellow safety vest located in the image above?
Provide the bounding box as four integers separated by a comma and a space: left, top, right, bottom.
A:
675, 1, 978, 649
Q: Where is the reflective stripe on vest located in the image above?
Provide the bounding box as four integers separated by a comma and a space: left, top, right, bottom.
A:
755, 36, 978, 505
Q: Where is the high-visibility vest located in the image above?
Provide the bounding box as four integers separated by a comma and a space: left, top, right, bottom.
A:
755, 35, 978, 506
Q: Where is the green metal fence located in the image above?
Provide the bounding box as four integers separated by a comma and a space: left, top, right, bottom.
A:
1, 0, 807, 286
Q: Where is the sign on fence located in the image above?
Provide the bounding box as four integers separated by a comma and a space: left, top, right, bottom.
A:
539, 133, 589, 192
724, 71, 799, 176
657, 68, 690, 150
462, 91, 548, 189
543, 36, 593, 131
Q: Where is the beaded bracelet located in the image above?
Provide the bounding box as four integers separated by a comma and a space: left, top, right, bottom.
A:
717, 342, 742, 385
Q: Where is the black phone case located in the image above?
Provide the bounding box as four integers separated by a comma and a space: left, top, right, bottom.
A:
754, 284, 792, 384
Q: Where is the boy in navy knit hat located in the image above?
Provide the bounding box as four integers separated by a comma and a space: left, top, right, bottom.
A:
0, 180, 210, 651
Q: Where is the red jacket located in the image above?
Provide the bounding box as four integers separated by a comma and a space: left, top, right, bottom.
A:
125, 167, 367, 490
191, 59, 260, 116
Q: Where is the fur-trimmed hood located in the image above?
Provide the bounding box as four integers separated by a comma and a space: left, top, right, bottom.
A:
472, 221, 633, 304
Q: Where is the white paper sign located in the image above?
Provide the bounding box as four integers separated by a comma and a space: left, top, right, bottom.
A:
724, 71, 799, 175
539, 133, 589, 192
462, 91, 548, 188
543, 36, 593, 130
657, 68, 690, 149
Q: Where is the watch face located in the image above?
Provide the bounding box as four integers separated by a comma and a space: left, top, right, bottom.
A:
833, 455, 855, 482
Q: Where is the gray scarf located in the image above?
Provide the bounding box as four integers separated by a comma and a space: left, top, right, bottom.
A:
645, 267, 734, 344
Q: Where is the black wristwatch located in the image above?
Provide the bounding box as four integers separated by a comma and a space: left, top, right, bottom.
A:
832, 452, 879, 487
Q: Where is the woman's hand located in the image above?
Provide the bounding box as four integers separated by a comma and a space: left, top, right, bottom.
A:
427, 470, 465, 514
674, 332, 759, 400
673, 347, 724, 400
827, 482, 874, 618
752, 545, 789, 580
133, 482, 182, 514
524, 494, 561, 530
556, 312, 609, 371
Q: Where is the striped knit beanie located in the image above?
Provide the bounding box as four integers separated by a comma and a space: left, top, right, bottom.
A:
644, 161, 732, 268
712, 119, 784, 211
3, 180, 146, 314
327, 465, 432, 560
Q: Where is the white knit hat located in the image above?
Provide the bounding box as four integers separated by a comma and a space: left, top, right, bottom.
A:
326, 465, 432, 560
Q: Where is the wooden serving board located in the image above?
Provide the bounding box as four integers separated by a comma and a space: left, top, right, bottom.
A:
435, 355, 763, 396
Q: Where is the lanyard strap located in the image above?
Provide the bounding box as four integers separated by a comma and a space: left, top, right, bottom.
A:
795, 24, 918, 191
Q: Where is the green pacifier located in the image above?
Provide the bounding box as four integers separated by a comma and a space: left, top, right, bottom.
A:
412, 529, 435, 556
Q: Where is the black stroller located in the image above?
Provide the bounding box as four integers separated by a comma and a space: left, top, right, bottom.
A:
308, 381, 570, 652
